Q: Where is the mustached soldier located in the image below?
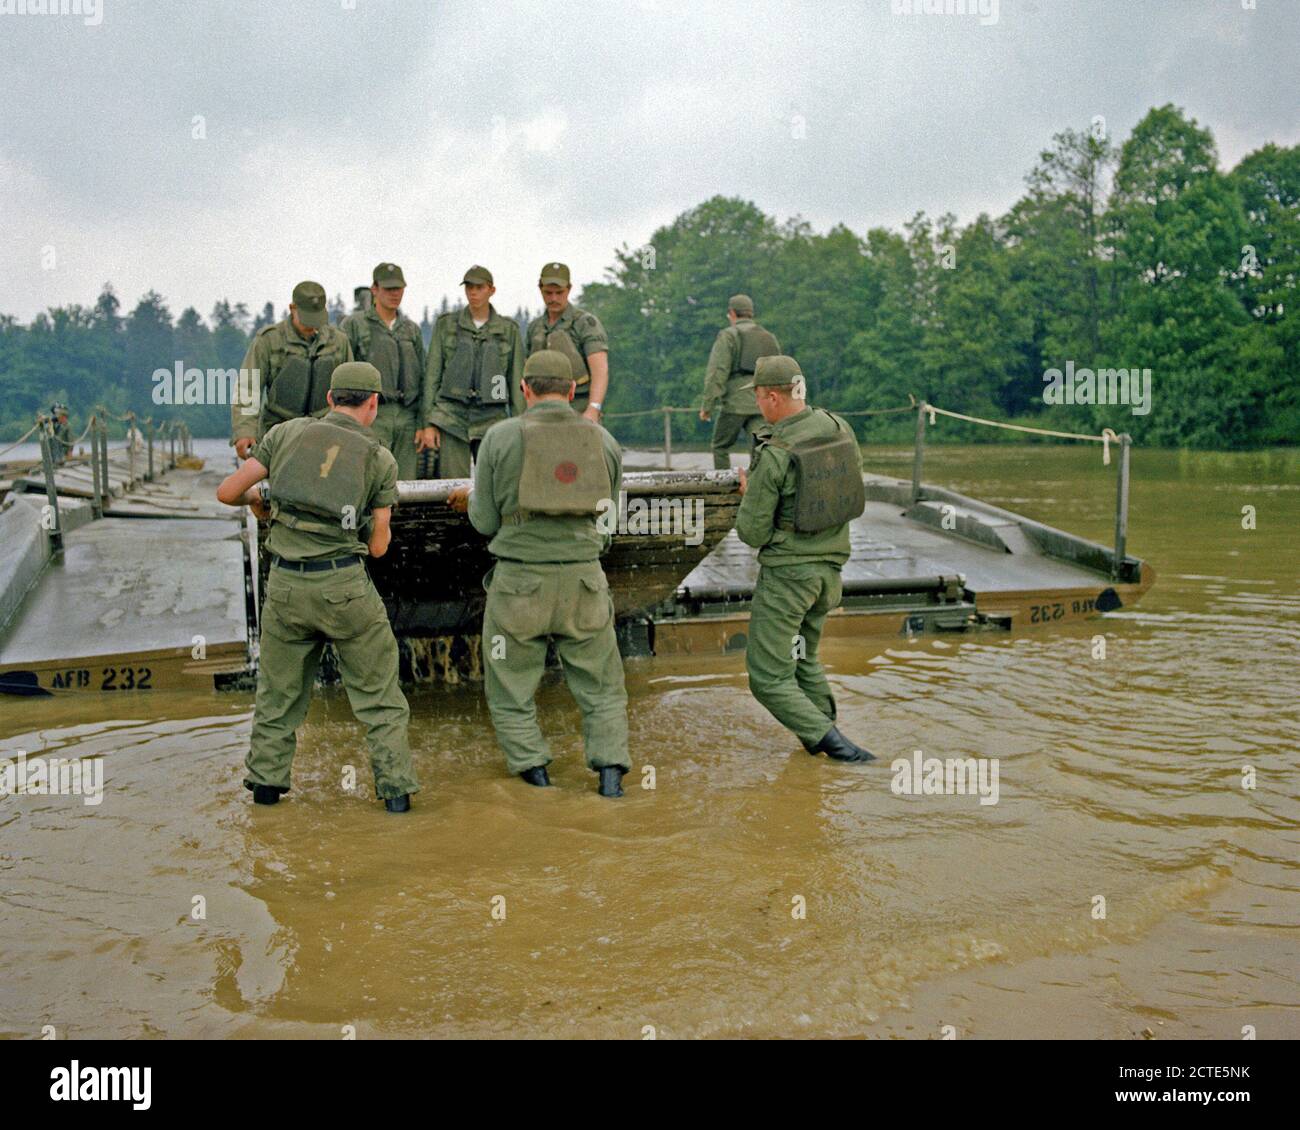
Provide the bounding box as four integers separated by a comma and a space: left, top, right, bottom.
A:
230, 281, 353, 459
699, 294, 781, 470
217, 361, 420, 812
420, 265, 524, 478
525, 262, 609, 423
447, 350, 631, 797
341, 262, 427, 479
736, 355, 875, 763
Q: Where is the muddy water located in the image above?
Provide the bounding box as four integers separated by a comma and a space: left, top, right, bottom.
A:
1, 445, 1296, 1039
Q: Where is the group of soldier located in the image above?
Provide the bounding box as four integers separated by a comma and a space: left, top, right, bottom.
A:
217, 265, 876, 814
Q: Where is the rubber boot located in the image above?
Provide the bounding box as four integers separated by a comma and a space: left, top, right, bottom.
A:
384, 794, 411, 813
811, 727, 876, 763
597, 766, 626, 798
519, 765, 551, 788
252, 784, 281, 806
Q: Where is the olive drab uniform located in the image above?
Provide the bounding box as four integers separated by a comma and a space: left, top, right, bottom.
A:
423, 305, 525, 478
524, 305, 608, 414
230, 320, 353, 446
468, 400, 630, 776
340, 308, 426, 479
736, 406, 865, 747
244, 410, 419, 801
703, 318, 781, 470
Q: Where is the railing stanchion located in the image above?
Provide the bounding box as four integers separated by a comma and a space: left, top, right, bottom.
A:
89, 412, 104, 519
38, 417, 64, 553
911, 403, 927, 505
663, 408, 673, 471
1112, 433, 1131, 580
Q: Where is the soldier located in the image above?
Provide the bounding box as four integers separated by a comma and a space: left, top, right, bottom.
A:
216, 361, 420, 812
446, 350, 630, 797
525, 262, 609, 421
49, 403, 71, 466
230, 281, 353, 459
341, 262, 426, 479
735, 355, 875, 763
420, 265, 525, 479
699, 294, 781, 470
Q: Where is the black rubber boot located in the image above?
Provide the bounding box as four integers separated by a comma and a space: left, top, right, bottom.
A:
519, 765, 551, 788
384, 794, 411, 813
811, 727, 877, 763
597, 766, 626, 798
252, 784, 281, 806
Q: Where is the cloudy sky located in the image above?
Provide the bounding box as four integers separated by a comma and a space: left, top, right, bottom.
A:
1, 0, 1296, 323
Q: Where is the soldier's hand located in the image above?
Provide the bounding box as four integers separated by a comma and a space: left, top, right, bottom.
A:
417, 426, 440, 452
446, 486, 471, 513
699, 409, 711, 422
246, 494, 270, 521
737, 468, 748, 495
234, 437, 255, 459
582, 405, 602, 424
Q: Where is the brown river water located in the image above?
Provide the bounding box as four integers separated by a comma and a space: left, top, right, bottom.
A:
1, 444, 1296, 1039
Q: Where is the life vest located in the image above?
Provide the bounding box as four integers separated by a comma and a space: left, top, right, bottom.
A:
264, 330, 343, 423
441, 324, 509, 405
533, 322, 590, 385
734, 322, 781, 375
352, 316, 421, 406
762, 410, 866, 534
269, 418, 379, 532
514, 412, 611, 516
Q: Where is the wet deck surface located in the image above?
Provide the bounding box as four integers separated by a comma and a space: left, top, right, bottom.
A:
682, 499, 1104, 596
0, 516, 247, 663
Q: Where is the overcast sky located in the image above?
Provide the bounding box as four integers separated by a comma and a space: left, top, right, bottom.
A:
1, 0, 1296, 323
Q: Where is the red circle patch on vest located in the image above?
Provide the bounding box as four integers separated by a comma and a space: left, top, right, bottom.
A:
554, 461, 579, 484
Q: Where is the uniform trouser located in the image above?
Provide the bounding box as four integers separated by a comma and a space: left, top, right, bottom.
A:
245, 563, 420, 800
435, 432, 481, 479
481, 559, 631, 775
745, 561, 843, 747
372, 401, 420, 479
710, 412, 764, 470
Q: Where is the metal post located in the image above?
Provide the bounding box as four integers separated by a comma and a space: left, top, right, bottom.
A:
663, 408, 673, 471
38, 418, 63, 553
89, 413, 104, 519
169, 423, 176, 468
98, 416, 111, 504
911, 403, 927, 504
127, 412, 136, 486
146, 420, 155, 481
1112, 433, 1131, 580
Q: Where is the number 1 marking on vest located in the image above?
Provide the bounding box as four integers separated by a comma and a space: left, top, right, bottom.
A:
319, 444, 340, 478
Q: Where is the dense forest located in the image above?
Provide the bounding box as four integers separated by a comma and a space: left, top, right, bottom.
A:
2, 105, 1295, 449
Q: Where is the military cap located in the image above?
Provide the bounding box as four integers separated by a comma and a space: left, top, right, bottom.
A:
728, 293, 755, 316
291, 280, 328, 328
51, 402, 68, 414
538, 261, 570, 286
523, 349, 574, 381
462, 265, 494, 286
751, 355, 803, 388
330, 361, 383, 394
372, 262, 407, 287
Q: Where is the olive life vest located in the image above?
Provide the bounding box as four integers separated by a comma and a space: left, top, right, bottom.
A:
532, 317, 590, 385
263, 328, 343, 424
352, 315, 421, 406
270, 417, 379, 533
514, 412, 611, 516
441, 322, 509, 406
762, 410, 866, 534
734, 322, 781, 375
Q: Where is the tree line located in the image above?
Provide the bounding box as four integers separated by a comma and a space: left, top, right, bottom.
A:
1, 104, 1295, 450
